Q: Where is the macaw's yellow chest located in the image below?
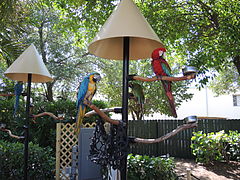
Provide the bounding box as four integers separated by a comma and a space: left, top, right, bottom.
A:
88, 82, 96, 93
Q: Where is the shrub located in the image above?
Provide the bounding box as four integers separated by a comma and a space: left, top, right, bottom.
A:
127, 154, 177, 180
0, 98, 109, 150
0, 140, 55, 179
191, 130, 240, 164
227, 131, 240, 161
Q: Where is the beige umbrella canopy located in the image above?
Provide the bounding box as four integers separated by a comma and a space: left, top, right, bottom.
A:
4, 44, 52, 179
88, 1, 165, 179
4, 44, 53, 83
88, 0, 164, 60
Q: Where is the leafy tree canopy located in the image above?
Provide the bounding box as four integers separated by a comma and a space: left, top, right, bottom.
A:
209, 62, 240, 96
1, 0, 239, 117
139, 0, 240, 86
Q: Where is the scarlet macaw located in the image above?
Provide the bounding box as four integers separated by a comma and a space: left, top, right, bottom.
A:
151, 48, 177, 118
75, 72, 101, 135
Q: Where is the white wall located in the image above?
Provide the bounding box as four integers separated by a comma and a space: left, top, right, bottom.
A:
111, 86, 240, 120
147, 87, 240, 120
177, 87, 240, 119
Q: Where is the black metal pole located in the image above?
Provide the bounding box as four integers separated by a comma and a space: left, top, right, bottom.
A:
121, 37, 130, 180
24, 73, 32, 180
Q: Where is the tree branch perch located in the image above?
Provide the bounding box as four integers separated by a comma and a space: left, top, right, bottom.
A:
133, 123, 197, 144
0, 128, 24, 139
84, 101, 121, 125
85, 107, 121, 117
132, 74, 196, 82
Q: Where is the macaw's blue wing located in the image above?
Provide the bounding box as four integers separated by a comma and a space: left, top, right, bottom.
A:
75, 77, 89, 135
14, 82, 23, 116
76, 77, 89, 109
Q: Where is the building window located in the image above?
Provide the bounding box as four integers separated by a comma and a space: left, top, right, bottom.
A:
233, 95, 240, 106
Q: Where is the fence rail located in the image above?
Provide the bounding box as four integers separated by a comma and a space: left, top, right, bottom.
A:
128, 119, 240, 159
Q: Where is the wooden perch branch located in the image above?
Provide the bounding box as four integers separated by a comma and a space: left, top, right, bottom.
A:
133, 123, 197, 144
31, 106, 121, 125
0, 128, 24, 139
0, 93, 27, 97
0, 94, 14, 97
84, 101, 121, 125
132, 74, 196, 82
32, 112, 64, 120
32, 112, 64, 123
85, 107, 121, 117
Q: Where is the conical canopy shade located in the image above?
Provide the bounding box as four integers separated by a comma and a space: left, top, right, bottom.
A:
4, 44, 53, 83
88, 0, 164, 60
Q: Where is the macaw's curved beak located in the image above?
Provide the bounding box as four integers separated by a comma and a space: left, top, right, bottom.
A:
93, 74, 101, 82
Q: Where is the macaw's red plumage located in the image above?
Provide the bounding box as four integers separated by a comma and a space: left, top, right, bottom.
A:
151, 48, 177, 118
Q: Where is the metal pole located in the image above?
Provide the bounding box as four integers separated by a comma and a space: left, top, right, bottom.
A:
24, 73, 32, 180
121, 37, 130, 180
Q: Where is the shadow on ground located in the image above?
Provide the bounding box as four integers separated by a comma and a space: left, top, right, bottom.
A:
205, 161, 240, 180
174, 158, 240, 180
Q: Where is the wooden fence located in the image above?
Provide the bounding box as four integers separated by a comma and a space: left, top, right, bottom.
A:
55, 122, 96, 180
128, 119, 240, 159
55, 119, 239, 179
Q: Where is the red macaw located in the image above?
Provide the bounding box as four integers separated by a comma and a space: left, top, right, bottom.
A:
151, 48, 177, 118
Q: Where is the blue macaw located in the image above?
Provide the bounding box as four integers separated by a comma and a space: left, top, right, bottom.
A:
14, 81, 23, 116
75, 72, 101, 135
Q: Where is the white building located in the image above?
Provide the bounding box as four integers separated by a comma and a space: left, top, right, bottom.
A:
111, 86, 240, 120
147, 86, 240, 120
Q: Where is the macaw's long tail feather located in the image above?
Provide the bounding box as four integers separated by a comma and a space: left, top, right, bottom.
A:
161, 81, 177, 118
167, 95, 177, 118
75, 105, 86, 135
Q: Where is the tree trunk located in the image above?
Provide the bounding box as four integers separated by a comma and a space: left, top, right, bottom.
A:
38, 22, 47, 64
46, 82, 54, 102
38, 21, 53, 101
233, 55, 240, 75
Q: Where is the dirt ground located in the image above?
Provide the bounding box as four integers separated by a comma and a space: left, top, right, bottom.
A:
174, 158, 240, 180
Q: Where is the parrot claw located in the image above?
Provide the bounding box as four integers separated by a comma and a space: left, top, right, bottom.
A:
157, 76, 162, 80
84, 99, 92, 106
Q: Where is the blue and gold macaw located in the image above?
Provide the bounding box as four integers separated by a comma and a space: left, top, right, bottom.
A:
75, 72, 101, 135
14, 81, 23, 116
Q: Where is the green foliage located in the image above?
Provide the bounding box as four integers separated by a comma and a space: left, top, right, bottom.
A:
191, 130, 240, 164
0, 0, 27, 66
140, 0, 240, 87
1, 0, 240, 114
0, 97, 19, 124
0, 96, 26, 144
127, 154, 177, 180
0, 97, 109, 150
209, 63, 240, 96
0, 140, 55, 179
227, 131, 240, 161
